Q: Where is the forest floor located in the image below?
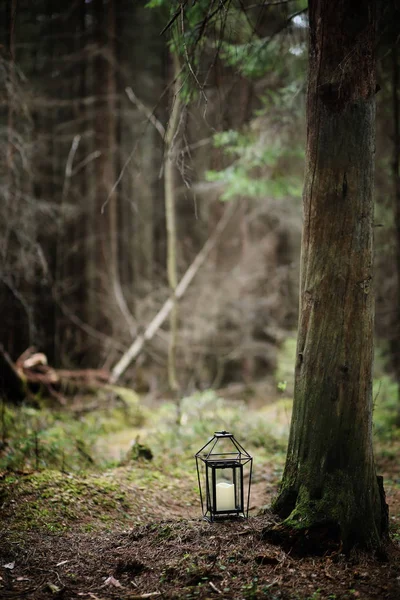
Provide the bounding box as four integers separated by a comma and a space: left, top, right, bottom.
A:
1, 388, 400, 600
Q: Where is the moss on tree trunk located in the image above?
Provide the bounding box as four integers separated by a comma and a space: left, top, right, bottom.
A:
272, 0, 388, 550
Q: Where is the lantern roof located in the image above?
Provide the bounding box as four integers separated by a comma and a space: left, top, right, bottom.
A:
195, 431, 252, 464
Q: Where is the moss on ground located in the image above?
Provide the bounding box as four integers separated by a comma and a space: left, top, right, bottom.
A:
1, 469, 135, 533
0, 455, 202, 535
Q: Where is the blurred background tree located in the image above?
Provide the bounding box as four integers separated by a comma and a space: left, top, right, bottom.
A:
0, 0, 398, 405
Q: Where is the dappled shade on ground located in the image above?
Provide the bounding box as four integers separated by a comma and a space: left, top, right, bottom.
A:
1, 514, 400, 599
1, 456, 400, 599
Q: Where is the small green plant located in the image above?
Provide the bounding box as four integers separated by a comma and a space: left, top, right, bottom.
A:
307, 590, 322, 600
241, 578, 259, 600
373, 375, 400, 439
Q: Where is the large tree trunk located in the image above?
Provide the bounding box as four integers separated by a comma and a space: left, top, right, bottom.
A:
272, 0, 388, 549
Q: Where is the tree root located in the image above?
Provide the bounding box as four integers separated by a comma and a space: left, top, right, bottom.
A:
261, 520, 341, 557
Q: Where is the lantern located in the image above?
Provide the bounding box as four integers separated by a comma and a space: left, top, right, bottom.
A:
195, 431, 253, 522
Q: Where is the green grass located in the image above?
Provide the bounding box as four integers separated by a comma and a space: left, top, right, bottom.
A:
0, 386, 145, 471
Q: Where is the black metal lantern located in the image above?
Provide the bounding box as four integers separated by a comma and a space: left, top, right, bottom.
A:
195, 431, 253, 522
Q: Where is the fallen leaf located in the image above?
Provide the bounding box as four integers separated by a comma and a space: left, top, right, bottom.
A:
102, 575, 122, 588
3, 562, 15, 570
45, 582, 61, 594
56, 560, 69, 567
16, 577, 30, 581
129, 594, 160, 599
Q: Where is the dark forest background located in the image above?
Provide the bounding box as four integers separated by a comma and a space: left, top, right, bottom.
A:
1, 0, 399, 398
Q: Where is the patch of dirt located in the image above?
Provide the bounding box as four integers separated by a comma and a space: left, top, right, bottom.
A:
1, 466, 400, 599
1, 515, 400, 599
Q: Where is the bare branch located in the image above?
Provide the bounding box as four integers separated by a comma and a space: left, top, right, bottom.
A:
71, 150, 101, 176
110, 201, 238, 384
180, 4, 208, 105
125, 87, 165, 138
62, 134, 81, 200
101, 140, 139, 215
160, 1, 189, 35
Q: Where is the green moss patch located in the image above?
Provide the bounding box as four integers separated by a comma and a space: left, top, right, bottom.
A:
1, 469, 135, 533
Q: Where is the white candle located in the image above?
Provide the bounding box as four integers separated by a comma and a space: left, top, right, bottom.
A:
216, 482, 236, 511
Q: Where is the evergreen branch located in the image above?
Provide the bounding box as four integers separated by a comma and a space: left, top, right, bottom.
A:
160, 0, 189, 35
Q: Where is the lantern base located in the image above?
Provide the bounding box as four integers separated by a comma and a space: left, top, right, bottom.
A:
203, 512, 247, 523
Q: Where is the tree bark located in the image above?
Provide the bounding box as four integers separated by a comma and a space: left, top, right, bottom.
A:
165, 52, 181, 394
117, 1, 164, 301
390, 43, 400, 417
92, 0, 119, 337
272, 0, 388, 549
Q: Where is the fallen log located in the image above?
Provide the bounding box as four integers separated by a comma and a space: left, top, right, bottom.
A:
57, 369, 110, 383
1, 346, 112, 405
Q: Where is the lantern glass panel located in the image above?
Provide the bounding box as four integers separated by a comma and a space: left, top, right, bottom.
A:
207, 465, 243, 513
216, 467, 233, 485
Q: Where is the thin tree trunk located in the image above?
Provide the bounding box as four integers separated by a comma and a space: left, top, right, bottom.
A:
74, 0, 88, 356
3, 0, 21, 358
164, 53, 181, 394
93, 0, 118, 338
272, 0, 387, 549
391, 43, 400, 418
6, 0, 17, 176
107, 0, 118, 285
91, 0, 138, 353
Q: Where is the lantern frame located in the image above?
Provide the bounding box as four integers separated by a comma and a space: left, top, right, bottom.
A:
195, 431, 253, 522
